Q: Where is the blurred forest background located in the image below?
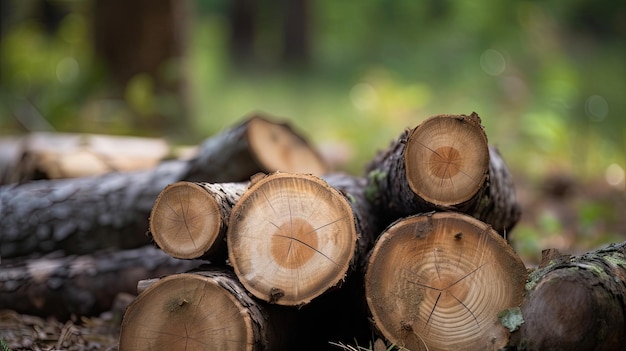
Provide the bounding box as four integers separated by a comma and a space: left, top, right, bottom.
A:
0, 0, 624, 265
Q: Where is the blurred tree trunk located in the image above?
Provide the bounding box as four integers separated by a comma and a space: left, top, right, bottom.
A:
227, 0, 311, 68
92, 0, 189, 134
282, 0, 310, 66
229, 0, 256, 66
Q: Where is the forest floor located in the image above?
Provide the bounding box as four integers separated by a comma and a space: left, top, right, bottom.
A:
1, 173, 625, 351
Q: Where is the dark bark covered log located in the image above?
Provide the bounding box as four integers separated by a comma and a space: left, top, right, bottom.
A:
365, 113, 520, 235
0, 245, 200, 320
120, 268, 297, 351
0, 115, 328, 258
149, 181, 247, 260
365, 212, 527, 351
227, 172, 382, 306
508, 243, 626, 351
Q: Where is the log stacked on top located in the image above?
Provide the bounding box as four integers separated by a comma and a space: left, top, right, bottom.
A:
119, 112, 531, 351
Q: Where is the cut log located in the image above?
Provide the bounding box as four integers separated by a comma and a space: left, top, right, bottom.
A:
227, 172, 380, 306
0, 132, 171, 184
508, 243, 626, 351
365, 113, 520, 235
0, 245, 200, 319
365, 212, 527, 351
149, 181, 247, 260
0, 114, 328, 258
119, 269, 295, 351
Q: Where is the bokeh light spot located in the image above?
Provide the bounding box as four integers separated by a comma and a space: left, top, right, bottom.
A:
56, 57, 80, 84
350, 83, 378, 111
480, 49, 506, 76
605, 163, 625, 190
585, 95, 609, 122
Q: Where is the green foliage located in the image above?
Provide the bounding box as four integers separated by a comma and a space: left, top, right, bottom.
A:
0, 338, 11, 351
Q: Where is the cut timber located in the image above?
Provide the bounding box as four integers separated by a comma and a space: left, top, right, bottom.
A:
185, 113, 328, 182
149, 181, 247, 260
227, 173, 359, 305
365, 113, 520, 234
0, 132, 170, 184
509, 243, 626, 351
365, 212, 527, 351
120, 270, 288, 351
0, 114, 327, 258
0, 245, 199, 319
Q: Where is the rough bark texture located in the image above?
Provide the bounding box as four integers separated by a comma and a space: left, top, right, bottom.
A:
508, 243, 626, 351
120, 268, 296, 351
365, 113, 520, 235
0, 245, 200, 319
0, 115, 327, 258
149, 181, 247, 260
322, 173, 385, 271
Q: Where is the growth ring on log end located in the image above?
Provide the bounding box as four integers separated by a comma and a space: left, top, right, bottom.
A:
365, 212, 527, 351
227, 172, 357, 306
405, 113, 489, 206
119, 272, 265, 351
247, 116, 328, 175
150, 182, 222, 259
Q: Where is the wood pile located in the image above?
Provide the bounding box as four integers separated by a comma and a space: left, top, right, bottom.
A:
119, 112, 529, 351
2, 112, 624, 351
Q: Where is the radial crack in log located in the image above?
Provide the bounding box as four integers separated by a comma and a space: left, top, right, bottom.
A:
120, 269, 294, 351
365, 212, 527, 351
508, 242, 626, 351
227, 172, 380, 306
149, 181, 247, 260
365, 113, 520, 235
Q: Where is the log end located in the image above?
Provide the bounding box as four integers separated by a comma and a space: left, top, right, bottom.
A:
365, 212, 527, 351
120, 273, 262, 351
404, 113, 490, 207
247, 115, 329, 175
149, 182, 223, 259
227, 172, 357, 306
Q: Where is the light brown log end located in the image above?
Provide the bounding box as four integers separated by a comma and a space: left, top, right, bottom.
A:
247, 115, 329, 175
227, 172, 357, 306
120, 273, 262, 351
365, 212, 527, 351
404, 113, 490, 207
150, 182, 222, 259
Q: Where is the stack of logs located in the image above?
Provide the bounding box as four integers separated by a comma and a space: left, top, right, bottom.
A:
2, 113, 625, 351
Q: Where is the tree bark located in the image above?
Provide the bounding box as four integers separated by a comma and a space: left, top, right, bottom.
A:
149, 181, 247, 260
0, 114, 328, 258
365, 113, 520, 235
365, 212, 527, 351
120, 269, 296, 351
226, 172, 380, 306
508, 244, 626, 351
0, 245, 200, 320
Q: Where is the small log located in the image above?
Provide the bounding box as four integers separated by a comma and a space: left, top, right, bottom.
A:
120, 269, 295, 351
149, 181, 247, 260
227, 172, 380, 306
508, 243, 626, 351
0, 114, 328, 258
0, 245, 200, 319
365, 212, 527, 351
365, 113, 520, 235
